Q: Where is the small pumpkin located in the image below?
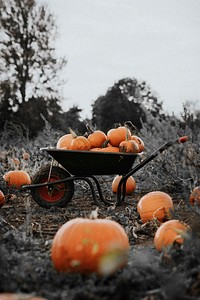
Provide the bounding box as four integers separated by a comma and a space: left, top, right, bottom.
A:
154, 219, 190, 252
137, 191, 174, 223
0, 190, 5, 207
131, 135, 145, 152
3, 170, 31, 189
56, 133, 73, 149
69, 128, 91, 151
51, 217, 130, 276
189, 186, 200, 205
119, 139, 139, 154
86, 124, 107, 148
107, 126, 131, 147
112, 175, 136, 195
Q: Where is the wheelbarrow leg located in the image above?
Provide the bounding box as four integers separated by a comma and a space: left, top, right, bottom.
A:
89, 176, 113, 206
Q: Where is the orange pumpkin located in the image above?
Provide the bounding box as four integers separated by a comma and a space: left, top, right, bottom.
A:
88, 131, 107, 148
86, 124, 107, 148
0, 293, 47, 300
107, 126, 131, 147
112, 175, 136, 195
154, 219, 190, 252
3, 170, 31, 189
189, 186, 200, 205
119, 140, 139, 154
131, 135, 145, 152
137, 191, 174, 223
51, 217, 130, 276
90, 146, 120, 153
0, 190, 5, 207
56, 133, 73, 149
69, 128, 91, 151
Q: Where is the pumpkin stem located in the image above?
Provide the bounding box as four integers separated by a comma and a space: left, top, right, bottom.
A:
124, 121, 138, 134
101, 139, 110, 148
86, 124, 94, 134
69, 127, 77, 139
89, 207, 99, 219
125, 125, 130, 141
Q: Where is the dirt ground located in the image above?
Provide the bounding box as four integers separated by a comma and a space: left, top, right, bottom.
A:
1, 178, 200, 300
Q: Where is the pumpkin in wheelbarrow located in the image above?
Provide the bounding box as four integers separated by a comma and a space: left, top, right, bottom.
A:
51, 217, 130, 276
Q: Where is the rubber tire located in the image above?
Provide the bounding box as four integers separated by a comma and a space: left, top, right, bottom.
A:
31, 164, 74, 208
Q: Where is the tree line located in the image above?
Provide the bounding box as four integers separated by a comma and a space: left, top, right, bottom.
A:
1, 0, 199, 139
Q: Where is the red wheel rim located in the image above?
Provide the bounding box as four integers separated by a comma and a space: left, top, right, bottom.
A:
37, 175, 66, 203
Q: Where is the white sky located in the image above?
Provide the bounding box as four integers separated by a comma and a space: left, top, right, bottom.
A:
40, 0, 200, 119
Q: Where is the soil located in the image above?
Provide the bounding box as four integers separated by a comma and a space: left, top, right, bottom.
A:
1, 177, 200, 300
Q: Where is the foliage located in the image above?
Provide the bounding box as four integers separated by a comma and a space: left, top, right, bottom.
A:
0, 0, 67, 136
91, 77, 165, 132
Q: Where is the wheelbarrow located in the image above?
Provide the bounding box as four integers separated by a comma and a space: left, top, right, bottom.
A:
22, 136, 189, 208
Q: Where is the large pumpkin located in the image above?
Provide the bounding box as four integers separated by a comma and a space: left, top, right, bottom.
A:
51, 217, 130, 276
0, 190, 5, 207
3, 170, 31, 189
137, 191, 174, 223
112, 175, 136, 195
154, 219, 190, 252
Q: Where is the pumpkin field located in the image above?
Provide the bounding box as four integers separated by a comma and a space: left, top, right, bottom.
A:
0, 113, 200, 300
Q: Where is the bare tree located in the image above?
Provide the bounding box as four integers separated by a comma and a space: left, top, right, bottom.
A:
0, 0, 67, 109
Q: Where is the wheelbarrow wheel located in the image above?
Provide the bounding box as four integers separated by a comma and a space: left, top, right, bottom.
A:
31, 164, 74, 208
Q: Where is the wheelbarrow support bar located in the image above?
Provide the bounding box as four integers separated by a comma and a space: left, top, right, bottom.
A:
116, 136, 189, 205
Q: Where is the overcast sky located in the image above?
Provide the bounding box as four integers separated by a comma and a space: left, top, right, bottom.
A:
40, 0, 200, 118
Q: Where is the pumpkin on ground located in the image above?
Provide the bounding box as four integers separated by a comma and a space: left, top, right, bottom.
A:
112, 175, 136, 195
137, 191, 174, 223
107, 126, 131, 147
3, 170, 31, 189
51, 217, 130, 276
189, 186, 200, 205
154, 219, 190, 252
0, 190, 5, 207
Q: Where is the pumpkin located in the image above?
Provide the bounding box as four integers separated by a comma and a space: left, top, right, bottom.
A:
189, 186, 200, 205
154, 219, 190, 252
107, 126, 131, 147
56, 133, 73, 149
112, 175, 136, 195
3, 170, 31, 189
0, 293, 47, 300
51, 217, 130, 276
90, 146, 120, 153
0, 190, 5, 207
69, 128, 91, 151
131, 135, 145, 152
119, 140, 139, 154
86, 124, 107, 148
137, 191, 174, 223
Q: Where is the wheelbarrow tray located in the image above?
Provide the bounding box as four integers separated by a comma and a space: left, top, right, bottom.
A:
42, 148, 139, 176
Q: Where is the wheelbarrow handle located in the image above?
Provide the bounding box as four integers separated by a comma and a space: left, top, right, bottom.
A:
116, 136, 189, 205
126, 135, 189, 178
